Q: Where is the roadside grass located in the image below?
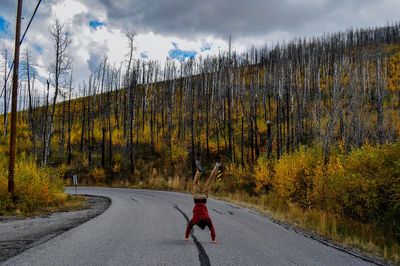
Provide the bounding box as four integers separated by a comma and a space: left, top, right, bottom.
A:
214, 190, 400, 265
0, 195, 88, 218
32, 194, 88, 214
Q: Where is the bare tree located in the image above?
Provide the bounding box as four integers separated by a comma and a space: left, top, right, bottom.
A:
22, 49, 37, 152
322, 60, 348, 163
45, 16, 72, 164
67, 70, 74, 165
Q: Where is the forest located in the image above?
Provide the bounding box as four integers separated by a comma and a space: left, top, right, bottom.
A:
1, 20, 400, 262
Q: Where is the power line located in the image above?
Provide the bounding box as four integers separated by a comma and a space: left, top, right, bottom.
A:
22, 0, 32, 20
20, 0, 42, 45
0, 61, 12, 99
1, 0, 42, 100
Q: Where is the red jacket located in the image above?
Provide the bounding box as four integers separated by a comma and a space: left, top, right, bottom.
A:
185, 203, 216, 241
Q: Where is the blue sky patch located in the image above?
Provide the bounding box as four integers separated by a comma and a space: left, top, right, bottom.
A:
89, 20, 105, 30
168, 42, 197, 61
33, 44, 43, 54
0, 16, 10, 36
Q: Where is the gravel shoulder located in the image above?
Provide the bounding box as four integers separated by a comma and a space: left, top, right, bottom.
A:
0, 195, 110, 262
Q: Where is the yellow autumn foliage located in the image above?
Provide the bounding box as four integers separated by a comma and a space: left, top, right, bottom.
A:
326, 143, 400, 222
254, 155, 274, 193
0, 154, 66, 215
273, 146, 323, 209
170, 144, 189, 163
223, 163, 254, 192
90, 167, 106, 184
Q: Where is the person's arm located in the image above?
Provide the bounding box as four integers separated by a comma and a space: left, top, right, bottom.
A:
185, 220, 194, 239
207, 220, 216, 241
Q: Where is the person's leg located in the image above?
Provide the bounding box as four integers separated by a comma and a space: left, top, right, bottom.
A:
192, 160, 204, 196
202, 163, 220, 197
192, 169, 202, 195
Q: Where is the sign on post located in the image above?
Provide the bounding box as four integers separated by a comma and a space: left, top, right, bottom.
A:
73, 175, 78, 195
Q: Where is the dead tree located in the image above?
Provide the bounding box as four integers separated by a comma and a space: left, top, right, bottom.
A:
46, 16, 72, 165
322, 60, 348, 163
67, 71, 74, 165
22, 49, 36, 155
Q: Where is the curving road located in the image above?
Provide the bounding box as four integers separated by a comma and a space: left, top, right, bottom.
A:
2, 187, 375, 266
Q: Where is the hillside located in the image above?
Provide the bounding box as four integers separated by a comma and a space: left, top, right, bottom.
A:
1, 23, 400, 263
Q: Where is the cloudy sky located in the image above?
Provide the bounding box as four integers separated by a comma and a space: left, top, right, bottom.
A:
0, 0, 399, 94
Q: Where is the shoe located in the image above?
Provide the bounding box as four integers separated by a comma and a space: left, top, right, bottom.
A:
215, 162, 221, 168
195, 160, 204, 173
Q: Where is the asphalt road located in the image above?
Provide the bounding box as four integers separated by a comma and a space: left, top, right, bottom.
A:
2, 187, 374, 266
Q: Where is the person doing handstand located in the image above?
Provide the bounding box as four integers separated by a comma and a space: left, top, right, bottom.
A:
185, 160, 221, 244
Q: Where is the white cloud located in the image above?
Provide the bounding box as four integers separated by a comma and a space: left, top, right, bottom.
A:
11, 0, 234, 90
51, 0, 88, 22
1, 0, 398, 100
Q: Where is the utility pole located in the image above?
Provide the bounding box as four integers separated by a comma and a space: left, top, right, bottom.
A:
3, 49, 8, 137
8, 0, 23, 197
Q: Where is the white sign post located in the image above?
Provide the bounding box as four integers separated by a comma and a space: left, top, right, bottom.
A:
73, 175, 78, 195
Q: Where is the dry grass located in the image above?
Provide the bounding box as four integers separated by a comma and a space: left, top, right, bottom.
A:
213, 190, 400, 265
0, 195, 87, 217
